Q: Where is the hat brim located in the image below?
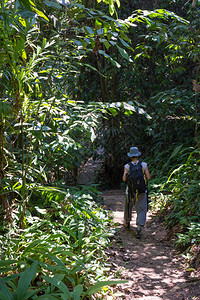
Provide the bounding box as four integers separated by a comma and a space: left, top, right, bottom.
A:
127, 151, 141, 157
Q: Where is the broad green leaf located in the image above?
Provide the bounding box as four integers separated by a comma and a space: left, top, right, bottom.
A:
38, 262, 67, 273
109, 0, 115, 15
108, 107, 118, 116
84, 249, 97, 262
119, 37, 133, 50
0, 279, 13, 300
41, 275, 71, 297
103, 40, 110, 49
73, 284, 83, 299
0, 260, 18, 267
17, 261, 38, 300
97, 28, 104, 35
120, 31, 131, 42
61, 225, 77, 240
109, 40, 117, 46
170, 145, 182, 159
53, 249, 75, 257
44, 0, 62, 9
35, 206, 47, 214
115, 0, 120, 7
32, 7, 49, 21
72, 39, 82, 46
95, 19, 102, 29
83, 280, 128, 297
22, 239, 43, 255
79, 63, 106, 76
117, 45, 133, 62
84, 26, 94, 35
47, 255, 66, 268
99, 50, 121, 68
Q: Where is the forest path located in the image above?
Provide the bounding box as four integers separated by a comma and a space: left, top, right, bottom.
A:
77, 158, 199, 299
102, 189, 200, 300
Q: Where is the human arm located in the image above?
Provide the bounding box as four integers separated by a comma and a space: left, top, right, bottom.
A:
122, 167, 129, 182
144, 165, 151, 181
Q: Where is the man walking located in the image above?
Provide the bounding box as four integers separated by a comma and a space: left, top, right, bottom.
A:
122, 147, 150, 239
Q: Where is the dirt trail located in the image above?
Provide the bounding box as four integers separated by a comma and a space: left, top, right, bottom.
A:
102, 190, 200, 300
77, 158, 199, 299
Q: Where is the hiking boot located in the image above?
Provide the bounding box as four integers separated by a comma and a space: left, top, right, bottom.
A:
136, 228, 141, 239
124, 222, 130, 229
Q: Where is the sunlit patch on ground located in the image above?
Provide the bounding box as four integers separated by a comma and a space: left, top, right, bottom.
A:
103, 190, 200, 300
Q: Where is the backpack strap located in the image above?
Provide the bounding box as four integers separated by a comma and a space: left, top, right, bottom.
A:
138, 160, 147, 185
128, 160, 143, 172
138, 160, 143, 170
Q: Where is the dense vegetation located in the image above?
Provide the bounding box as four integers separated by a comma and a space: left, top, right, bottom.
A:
0, 0, 199, 298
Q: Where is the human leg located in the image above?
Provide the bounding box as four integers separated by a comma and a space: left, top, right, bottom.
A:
124, 191, 135, 227
135, 192, 148, 238
135, 192, 148, 226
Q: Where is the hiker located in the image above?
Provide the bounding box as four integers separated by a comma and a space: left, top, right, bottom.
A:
122, 147, 151, 239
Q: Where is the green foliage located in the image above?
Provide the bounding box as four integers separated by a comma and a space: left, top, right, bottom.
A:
1, 0, 200, 288
0, 187, 127, 299
0, 0, 137, 207
94, 101, 151, 188
0, 1, 132, 295
150, 148, 200, 253
145, 88, 197, 178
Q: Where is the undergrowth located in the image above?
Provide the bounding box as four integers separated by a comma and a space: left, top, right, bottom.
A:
0, 187, 126, 299
150, 148, 200, 268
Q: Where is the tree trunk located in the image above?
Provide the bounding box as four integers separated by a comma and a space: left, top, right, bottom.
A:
96, 53, 108, 102
0, 115, 12, 223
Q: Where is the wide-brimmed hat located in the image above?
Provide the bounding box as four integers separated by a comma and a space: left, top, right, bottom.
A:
127, 147, 141, 157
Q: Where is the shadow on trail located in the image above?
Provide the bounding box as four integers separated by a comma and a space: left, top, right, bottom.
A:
103, 190, 199, 300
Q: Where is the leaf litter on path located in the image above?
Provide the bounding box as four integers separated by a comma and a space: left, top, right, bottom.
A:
102, 189, 200, 300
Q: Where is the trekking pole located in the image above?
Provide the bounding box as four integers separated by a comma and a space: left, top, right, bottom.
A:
127, 191, 131, 219
146, 182, 149, 211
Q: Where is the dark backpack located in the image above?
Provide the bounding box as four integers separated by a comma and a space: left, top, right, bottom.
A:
126, 161, 146, 197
